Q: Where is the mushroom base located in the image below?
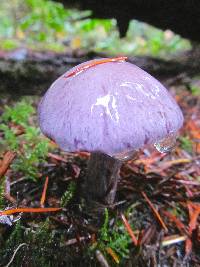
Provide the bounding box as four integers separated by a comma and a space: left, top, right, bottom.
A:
84, 151, 122, 205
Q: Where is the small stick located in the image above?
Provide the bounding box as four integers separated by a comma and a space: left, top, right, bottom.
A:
95, 250, 110, 267
65, 57, 127, 78
0, 151, 16, 179
40, 176, 49, 207
4, 194, 16, 204
141, 191, 168, 232
65, 236, 89, 246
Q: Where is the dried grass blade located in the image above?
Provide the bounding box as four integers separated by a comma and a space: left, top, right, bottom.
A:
162, 235, 187, 247
106, 247, 120, 264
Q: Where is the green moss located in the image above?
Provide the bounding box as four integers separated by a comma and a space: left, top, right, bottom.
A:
0, 176, 6, 209
92, 209, 133, 265
2, 100, 34, 125
61, 181, 76, 207
0, 0, 191, 57
0, 100, 50, 180
0, 39, 19, 50
179, 136, 193, 153
190, 85, 200, 96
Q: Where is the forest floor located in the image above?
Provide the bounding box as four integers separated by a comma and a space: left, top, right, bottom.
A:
0, 54, 200, 267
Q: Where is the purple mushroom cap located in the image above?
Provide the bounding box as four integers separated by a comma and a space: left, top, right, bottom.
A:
38, 58, 183, 157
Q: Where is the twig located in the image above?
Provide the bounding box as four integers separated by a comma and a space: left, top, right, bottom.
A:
141, 191, 168, 232
0, 151, 16, 179
5, 243, 27, 267
4, 194, 16, 204
95, 250, 110, 267
65, 236, 89, 246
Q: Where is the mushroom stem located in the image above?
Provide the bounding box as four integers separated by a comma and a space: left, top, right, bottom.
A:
84, 151, 122, 205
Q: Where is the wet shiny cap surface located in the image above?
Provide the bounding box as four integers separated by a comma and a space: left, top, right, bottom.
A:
38, 58, 184, 158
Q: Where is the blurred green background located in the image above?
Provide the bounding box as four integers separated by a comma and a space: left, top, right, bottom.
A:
0, 0, 191, 57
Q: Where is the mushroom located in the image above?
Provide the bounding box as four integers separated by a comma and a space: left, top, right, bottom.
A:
38, 57, 183, 205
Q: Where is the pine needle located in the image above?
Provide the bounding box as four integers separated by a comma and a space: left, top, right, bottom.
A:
141, 191, 168, 232
0, 207, 61, 216
40, 176, 49, 207
120, 213, 137, 246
